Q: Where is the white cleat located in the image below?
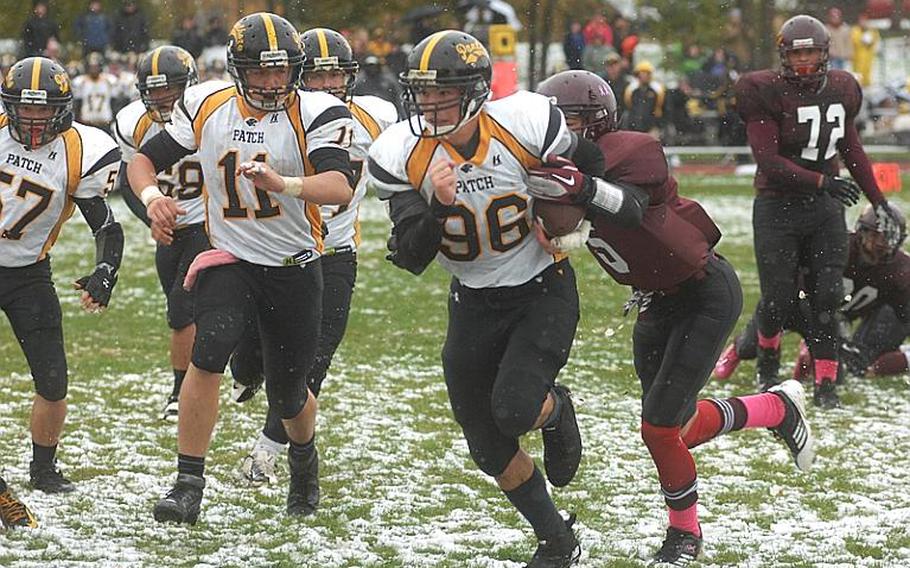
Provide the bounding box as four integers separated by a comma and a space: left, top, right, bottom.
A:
240, 450, 278, 485
161, 396, 178, 421
768, 379, 816, 472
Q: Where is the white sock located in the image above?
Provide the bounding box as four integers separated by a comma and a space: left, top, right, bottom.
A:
253, 432, 285, 455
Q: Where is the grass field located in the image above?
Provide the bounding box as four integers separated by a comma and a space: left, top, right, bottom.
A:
2, 174, 910, 567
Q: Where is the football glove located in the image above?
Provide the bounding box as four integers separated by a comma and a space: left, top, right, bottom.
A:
821, 176, 861, 207
875, 201, 903, 250
527, 155, 593, 205
75, 262, 117, 307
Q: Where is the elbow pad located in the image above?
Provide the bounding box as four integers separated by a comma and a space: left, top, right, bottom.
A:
585, 178, 649, 228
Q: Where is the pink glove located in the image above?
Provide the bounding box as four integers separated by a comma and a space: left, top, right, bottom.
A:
183, 249, 239, 291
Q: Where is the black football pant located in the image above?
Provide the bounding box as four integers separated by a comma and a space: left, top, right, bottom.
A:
443, 260, 579, 477
0, 258, 67, 401
753, 193, 848, 361
233, 251, 357, 444
850, 304, 910, 369
735, 302, 811, 360
155, 223, 210, 330
634, 255, 743, 426
192, 259, 322, 420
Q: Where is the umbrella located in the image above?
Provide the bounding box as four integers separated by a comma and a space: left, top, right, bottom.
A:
457, 0, 522, 30
400, 4, 447, 23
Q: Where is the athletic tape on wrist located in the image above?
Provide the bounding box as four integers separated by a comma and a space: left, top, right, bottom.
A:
140, 185, 165, 207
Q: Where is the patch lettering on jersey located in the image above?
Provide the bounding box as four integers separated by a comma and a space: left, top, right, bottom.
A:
5, 153, 43, 175
456, 175, 495, 194
232, 129, 265, 144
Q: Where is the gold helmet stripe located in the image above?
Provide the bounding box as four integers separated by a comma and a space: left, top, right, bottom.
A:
151, 46, 164, 76
260, 13, 278, 51
30, 58, 42, 90
419, 31, 449, 72
316, 29, 329, 58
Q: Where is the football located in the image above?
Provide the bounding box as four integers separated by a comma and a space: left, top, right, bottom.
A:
534, 200, 586, 237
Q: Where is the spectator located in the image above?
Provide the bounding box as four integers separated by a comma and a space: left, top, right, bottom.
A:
21, 1, 59, 58
826, 7, 853, 70
583, 36, 613, 75
563, 21, 585, 70
172, 16, 204, 59
723, 8, 752, 70
602, 51, 629, 117
680, 44, 704, 77
583, 14, 613, 47
367, 28, 395, 60
74, 0, 113, 56
112, 0, 149, 55
612, 15, 630, 55
623, 60, 665, 137
203, 16, 228, 48
851, 13, 880, 87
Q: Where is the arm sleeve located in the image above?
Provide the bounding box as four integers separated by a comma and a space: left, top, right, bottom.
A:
116, 164, 151, 227
566, 135, 605, 176
839, 121, 885, 205
746, 120, 825, 191
74, 196, 124, 273
384, 190, 449, 275
584, 177, 650, 229
138, 130, 193, 174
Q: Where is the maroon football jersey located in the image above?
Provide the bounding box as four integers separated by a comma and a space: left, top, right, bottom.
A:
735, 69, 863, 194
587, 130, 721, 290
842, 233, 910, 322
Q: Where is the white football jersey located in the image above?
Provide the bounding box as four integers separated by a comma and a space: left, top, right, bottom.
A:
0, 117, 120, 267
114, 99, 205, 227
165, 81, 354, 266
322, 95, 397, 251
368, 90, 573, 288
72, 73, 118, 125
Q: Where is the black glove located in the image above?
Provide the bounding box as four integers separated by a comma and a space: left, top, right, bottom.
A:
875, 201, 904, 251
821, 176, 862, 207
839, 340, 871, 378
75, 262, 118, 307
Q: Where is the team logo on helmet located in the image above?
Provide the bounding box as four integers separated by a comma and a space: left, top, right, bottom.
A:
53, 73, 69, 95
177, 49, 195, 71
455, 41, 487, 66
4, 73, 12, 88
229, 22, 247, 52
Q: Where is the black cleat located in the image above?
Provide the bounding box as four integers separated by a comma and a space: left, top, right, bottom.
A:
650, 526, 702, 567
153, 473, 204, 525
813, 380, 840, 409
0, 489, 38, 529
756, 346, 781, 391
525, 513, 581, 568
767, 380, 815, 471
287, 445, 320, 516
542, 385, 582, 488
29, 461, 75, 493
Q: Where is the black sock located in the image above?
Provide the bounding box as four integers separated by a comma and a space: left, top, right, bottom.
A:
540, 388, 564, 430
0, 476, 7, 493
171, 369, 187, 399
504, 466, 566, 540
177, 453, 205, 478
32, 442, 57, 466
288, 435, 315, 461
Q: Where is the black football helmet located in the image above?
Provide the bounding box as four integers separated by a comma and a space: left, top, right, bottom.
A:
137, 45, 198, 123
856, 203, 907, 264
400, 30, 492, 138
227, 12, 304, 111
300, 28, 358, 101
537, 70, 618, 141
1, 57, 73, 150
778, 15, 830, 86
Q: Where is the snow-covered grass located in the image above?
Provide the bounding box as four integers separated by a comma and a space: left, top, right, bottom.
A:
1, 181, 909, 567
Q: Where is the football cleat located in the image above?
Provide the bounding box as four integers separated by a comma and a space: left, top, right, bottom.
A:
161, 395, 179, 421
525, 513, 581, 568
231, 381, 262, 404
756, 346, 781, 391
240, 450, 278, 485
650, 526, 702, 567
287, 445, 319, 516
29, 461, 75, 493
813, 380, 840, 409
0, 489, 38, 529
767, 380, 815, 472
713, 343, 740, 380
542, 385, 583, 488
153, 473, 205, 525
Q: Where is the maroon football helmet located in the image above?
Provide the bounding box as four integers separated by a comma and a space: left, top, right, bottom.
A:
777, 15, 830, 86
536, 70, 618, 141
856, 203, 907, 264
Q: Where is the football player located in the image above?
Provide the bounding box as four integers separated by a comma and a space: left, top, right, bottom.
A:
535, 69, 815, 567
717, 203, 910, 381
72, 52, 118, 132
1, 57, 123, 494
367, 31, 610, 568
126, 13, 355, 524
113, 45, 208, 421
230, 27, 398, 485
735, 15, 903, 408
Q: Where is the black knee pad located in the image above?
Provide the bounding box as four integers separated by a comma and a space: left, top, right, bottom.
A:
34, 367, 67, 402
490, 384, 540, 439
192, 305, 249, 373
463, 428, 518, 477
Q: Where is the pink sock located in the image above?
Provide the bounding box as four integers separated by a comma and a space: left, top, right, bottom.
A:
668, 504, 700, 536
757, 331, 782, 350
814, 359, 838, 385
740, 392, 786, 429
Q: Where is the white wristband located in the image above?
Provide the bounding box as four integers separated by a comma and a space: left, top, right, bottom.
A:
282, 176, 304, 198
140, 185, 165, 207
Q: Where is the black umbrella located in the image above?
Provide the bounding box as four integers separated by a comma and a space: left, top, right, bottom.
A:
400, 4, 447, 22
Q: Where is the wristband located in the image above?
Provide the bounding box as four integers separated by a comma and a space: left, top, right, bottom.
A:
140, 185, 165, 207
282, 176, 304, 198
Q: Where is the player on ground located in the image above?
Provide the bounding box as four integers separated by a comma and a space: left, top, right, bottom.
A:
735, 15, 903, 408
230, 27, 397, 485
113, 45, 208, 420
1, 57, 123, 495
716, 203, 910, 381
367, 31, 606, 568
126, 13, 355, 524
535, 70, 815, 567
